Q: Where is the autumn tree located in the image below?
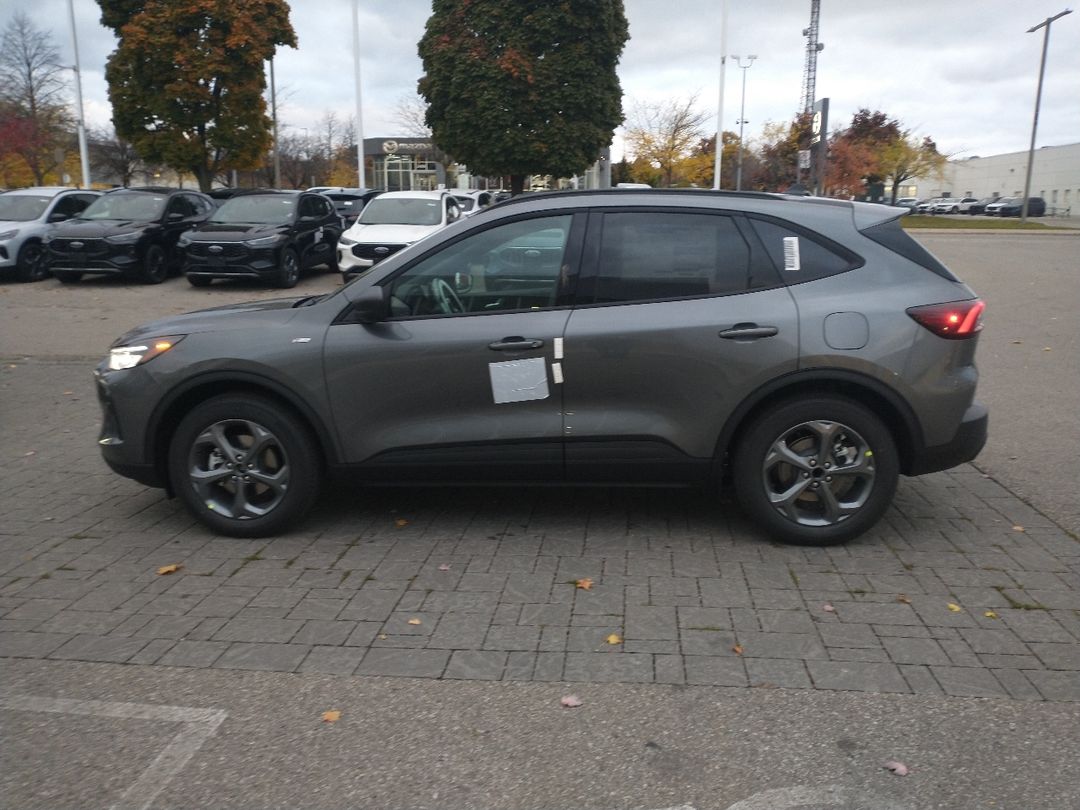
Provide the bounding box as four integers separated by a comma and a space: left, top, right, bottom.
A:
419, 0, 628, 195
0, 12, 73, 185
624, 95, 711, 187
98, 0, 297, 191
750, 113, 811, 192
88, 126, 147, 187
879, 134, 947, 204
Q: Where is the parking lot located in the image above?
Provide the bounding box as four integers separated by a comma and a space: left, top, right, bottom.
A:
1, 230, 1079, 808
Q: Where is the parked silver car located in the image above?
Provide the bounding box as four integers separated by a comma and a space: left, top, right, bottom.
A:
94, 190, 987, 545
0, 187, 100, 281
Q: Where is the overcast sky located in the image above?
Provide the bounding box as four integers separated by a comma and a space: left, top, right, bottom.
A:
11, 0, 1080, 161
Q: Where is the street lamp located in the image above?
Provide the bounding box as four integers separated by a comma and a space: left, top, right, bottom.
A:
1020, 8, 1072, 222
65, 0, 90, 188
732, 54, 757, 191
712, 0, 728, 190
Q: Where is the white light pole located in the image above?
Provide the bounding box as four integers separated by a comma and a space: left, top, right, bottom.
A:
712, 0, 728, 190
352, 0, 367, 189
1020, 8, 1072, 222
269, 57, 281, 188
66, 0, 90, 188
732, 54, 756, 191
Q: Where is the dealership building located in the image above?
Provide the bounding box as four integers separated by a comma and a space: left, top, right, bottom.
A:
905, 141, 1079, 211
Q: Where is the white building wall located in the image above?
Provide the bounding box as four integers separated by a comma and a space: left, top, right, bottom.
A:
908, 142, 1080, 209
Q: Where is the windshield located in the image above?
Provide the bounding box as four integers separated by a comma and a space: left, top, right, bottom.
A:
359, 197, 441, 226
0, 194, 52, 222
211, 195, 296, 225
82, 193, 167, 221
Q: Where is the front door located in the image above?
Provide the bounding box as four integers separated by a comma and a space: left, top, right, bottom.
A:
560, 209, 800, 482
323, 212, 583, 481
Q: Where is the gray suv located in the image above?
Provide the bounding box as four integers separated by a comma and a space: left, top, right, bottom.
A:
94, 190, 987, 545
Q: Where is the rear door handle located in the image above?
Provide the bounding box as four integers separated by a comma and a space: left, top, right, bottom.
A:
488, 337, 545, 351
718, 324, 779, 340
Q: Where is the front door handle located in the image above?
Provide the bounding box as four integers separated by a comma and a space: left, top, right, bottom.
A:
488, 336, 545, 351
719, 324, 779, 340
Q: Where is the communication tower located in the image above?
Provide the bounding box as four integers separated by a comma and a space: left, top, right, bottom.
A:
800, 0, 824, 112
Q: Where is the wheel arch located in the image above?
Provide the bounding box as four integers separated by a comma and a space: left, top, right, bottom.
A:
714, 369, 924, 478
147, 371, 340, 493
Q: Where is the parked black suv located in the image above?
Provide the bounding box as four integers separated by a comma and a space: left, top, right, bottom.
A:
997, 197, 1046, 217
180, 190, 341, 288
45, 187, 214, 284
95, 189, 987, 545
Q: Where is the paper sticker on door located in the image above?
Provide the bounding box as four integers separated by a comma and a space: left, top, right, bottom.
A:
489, 358, 550, 404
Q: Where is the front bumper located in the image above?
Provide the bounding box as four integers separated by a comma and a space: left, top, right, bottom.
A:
907, 401, 988, 476
95, 366, 167, 489
184, 245, 280, 280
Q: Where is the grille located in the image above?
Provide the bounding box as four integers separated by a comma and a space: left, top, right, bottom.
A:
352, 243, 406, 261
186, 242, 248, 258
50, 237, 109, 258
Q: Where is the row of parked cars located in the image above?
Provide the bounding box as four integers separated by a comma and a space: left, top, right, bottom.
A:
0, 185, 497, 288
894, 195, 1047, 217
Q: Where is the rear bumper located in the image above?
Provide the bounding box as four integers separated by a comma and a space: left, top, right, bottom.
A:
907, 401, 988, 475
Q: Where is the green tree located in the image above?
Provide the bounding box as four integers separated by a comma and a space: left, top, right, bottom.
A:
98, 0, 296, 191
0, 12, 73, 185
750, 113, 811, 192
418, 0, 628, 195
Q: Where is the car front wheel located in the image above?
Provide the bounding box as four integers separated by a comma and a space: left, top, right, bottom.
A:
274, 247, 300, 288
141, 244, 168, 284
16, 240, 49, 282
168, 395, 322, 537
732, 396, 899, 545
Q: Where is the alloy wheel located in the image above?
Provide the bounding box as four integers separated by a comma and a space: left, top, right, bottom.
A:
186, 418, 290, 519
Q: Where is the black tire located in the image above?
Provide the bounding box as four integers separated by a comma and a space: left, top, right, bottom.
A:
141, 244, 168, 284
732, 396, 899, 546
167, 395, 322, 537
187, 274, 213, 288
15, 240, 49, 282
53, 270, 83, 283
272, 247, 300, 289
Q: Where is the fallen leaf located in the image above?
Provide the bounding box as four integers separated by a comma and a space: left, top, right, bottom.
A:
883, 760, 910, 776
575, 578, 594, 590
156, 564, 182, 575
23, 451, 36, 457
1012, 525, 1025, 532
605, 633, 623, 645
984, 611, 999, 619
63, 390, 74, 395
321, 710, 340, 723
947, 602, 962, 612
407, 618, 422, 625
897, 594, 912, 604
822, 602, 836, 613
437, 563, 451, 572
560, 695, 582, 708
394, 518, 409, 527
1043, 347, 1052, 352
732, 644, 744, 655
377, 633, 388, 640
1011, 339, 1023, 344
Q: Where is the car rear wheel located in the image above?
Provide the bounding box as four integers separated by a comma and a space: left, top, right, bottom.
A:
274, 247, 300, 288
53, 270, 83, 283
15, 240, 49, 282
187, 274, 213, 287
141, 244, 168, 284
732, 396, 899, 546
168, 395, 322, 537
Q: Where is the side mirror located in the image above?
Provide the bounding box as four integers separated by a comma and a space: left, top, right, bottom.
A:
48, 212, 69, 223
350, 284, 388, 324
167, 211, 185, 221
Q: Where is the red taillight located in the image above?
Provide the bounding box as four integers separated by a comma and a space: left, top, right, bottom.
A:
906, 299, 985, 339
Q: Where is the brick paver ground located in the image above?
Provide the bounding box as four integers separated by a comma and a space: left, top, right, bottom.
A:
2, 359, 1079, 700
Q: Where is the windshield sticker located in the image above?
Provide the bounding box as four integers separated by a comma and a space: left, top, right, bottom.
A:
489, 358, 549, 404
783, 236, 801, 272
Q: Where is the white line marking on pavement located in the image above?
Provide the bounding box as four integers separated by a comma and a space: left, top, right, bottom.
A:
0, 694, 227, 810
724, 784, 912, 810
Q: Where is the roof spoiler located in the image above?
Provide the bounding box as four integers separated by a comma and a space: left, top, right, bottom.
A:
851, 200, 908, 232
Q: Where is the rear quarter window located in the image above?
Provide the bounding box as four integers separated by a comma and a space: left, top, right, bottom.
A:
749, 217, 863, 284
859, 218, 959, 281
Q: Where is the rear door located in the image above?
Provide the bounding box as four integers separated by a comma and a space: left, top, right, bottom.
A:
561, 208, 800, 482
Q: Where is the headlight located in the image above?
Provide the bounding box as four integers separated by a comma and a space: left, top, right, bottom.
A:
106, 335, 185, 371
105, 231, 141, 245
0, 229, 18, 240
244, 234, 286, 248
338, 235, 356, 246
178, 234, 193, 247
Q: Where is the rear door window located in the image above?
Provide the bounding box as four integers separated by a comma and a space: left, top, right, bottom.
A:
582, 211, 757, 304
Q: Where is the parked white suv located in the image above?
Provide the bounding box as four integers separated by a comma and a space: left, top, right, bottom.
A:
933, 197, 978, 214
337, 190, 462, 280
